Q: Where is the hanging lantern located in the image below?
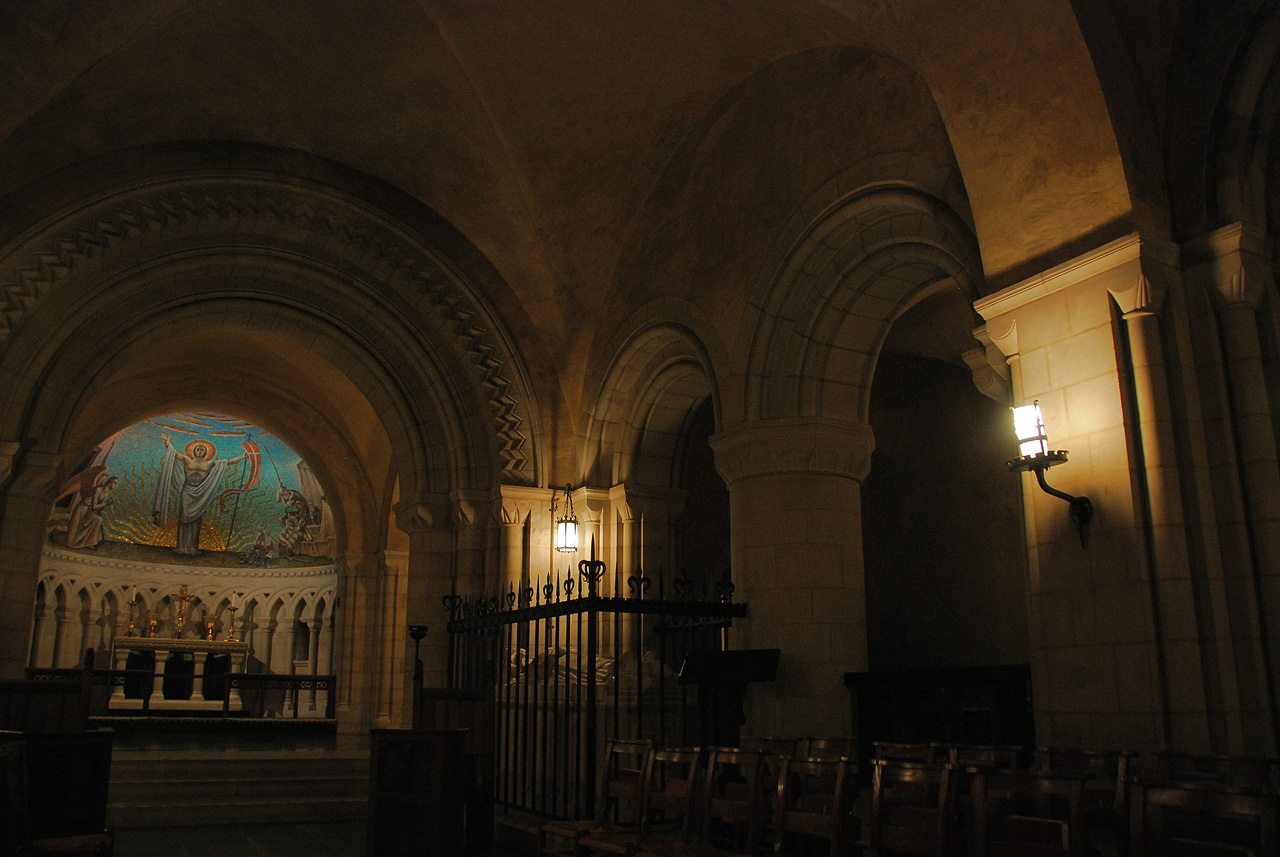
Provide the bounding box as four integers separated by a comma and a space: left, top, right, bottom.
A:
554, 484, 578, 553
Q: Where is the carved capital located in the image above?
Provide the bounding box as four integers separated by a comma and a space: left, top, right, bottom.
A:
986, 318, 1019, 360
449, 488, 487, 529
1186, 222, 1274, 311
963, 326, 1011, 404
608, 484, 688, 524
6, 451, 63, 500
711, 418, 875, 485
1109, 271, 1167, 319
393, 493, 452, 535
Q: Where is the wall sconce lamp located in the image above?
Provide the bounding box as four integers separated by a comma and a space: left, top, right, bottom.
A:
1008, 401, 1093, 547
552, 484, 579, 553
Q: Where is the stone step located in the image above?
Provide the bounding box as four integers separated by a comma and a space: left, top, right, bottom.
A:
109, 773, 368, 803
108, 748, 369, 828
108, 796, 366, 828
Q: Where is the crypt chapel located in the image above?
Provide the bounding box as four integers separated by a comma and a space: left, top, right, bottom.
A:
0, 0, 1279, 760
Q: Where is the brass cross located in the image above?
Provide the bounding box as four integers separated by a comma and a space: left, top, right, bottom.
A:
172, 585, 200, 638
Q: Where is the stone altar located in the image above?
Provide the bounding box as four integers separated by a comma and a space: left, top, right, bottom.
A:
110, 637, 250, 712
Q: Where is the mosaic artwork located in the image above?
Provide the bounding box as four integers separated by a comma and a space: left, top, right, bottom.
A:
47, 412, 334, 566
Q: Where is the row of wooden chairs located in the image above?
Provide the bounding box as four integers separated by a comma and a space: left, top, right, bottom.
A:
876, 741, 1280, 795
868, 749, 1280, 857
539, 740, 859, 857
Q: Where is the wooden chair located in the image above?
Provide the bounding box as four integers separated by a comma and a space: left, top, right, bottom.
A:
773, 755, 859, 857
1128, 778, 1279, 857
579, 747, 705, 856
874, 742, 945, 764
803, 738, 859, 765
947, 745, 1024, 771
972, 769, 1087, 857
1155, 752, 1280, 794
1036, 748, 1136, 814
635, 747, 766, 857
540, 738, 653, 857
0, 740, 113, 856
1036, 746, 1136, 848
867, 759, 957, 857
745, 736, 801, 756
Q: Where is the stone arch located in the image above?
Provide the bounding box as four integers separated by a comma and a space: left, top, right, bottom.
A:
738, 171, 983, 427
583, 299, 729, 489
0, 152, 544, 685
0, 163, 539, 494
1211, 5, 1280, 232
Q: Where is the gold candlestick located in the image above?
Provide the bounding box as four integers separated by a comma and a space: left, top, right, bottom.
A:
126, 596, 139, 637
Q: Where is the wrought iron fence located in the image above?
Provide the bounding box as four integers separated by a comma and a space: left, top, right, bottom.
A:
444, 558, 746, 819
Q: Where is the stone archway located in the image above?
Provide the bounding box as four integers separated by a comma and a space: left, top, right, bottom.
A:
0, 156, 542, 728
716, 162, 984, 736
582, 299, 729, 590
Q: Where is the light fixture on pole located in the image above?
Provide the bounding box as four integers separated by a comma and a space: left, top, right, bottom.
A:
1007, 400, 1093, 547
553, 483, 579, 553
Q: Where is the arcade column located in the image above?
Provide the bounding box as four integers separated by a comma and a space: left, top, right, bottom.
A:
711, 417, 874, 736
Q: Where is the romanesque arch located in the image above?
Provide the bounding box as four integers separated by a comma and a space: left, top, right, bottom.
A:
0, 149, 542, 727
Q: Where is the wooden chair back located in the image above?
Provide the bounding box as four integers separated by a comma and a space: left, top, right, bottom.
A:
972, 769, 1087, 857
949, 744, 1025, 771
698, 747, 765, 854
804, 737, 859, 764
868, 759, 957, 857
1036, 747, 1136, 814
596, 738, 654, 825
538, 738, 652, 856
640, 747, 705, 844
579, 747, 704, 855
1156, 752, 1280, 794
874, 742, 944, 764
774, 755, 858, 856
1129, 778, 1279, 857
745, 736, 800, 756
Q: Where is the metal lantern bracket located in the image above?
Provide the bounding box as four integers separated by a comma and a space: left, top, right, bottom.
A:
1008, 450, 1093, 547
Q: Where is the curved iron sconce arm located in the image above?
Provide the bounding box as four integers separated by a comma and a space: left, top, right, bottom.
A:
1009, 451, 1093, 547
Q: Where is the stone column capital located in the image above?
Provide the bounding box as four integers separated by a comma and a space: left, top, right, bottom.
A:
1186, 222, 1275, 311
392, 492, 452, 535
5, 450, 63, 501
1110, 268, 1170, 319
607, 484, 688, 523
448, 488, 488, 529
711, 418, 875, 485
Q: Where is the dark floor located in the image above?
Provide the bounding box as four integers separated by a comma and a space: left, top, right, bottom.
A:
115, 822, 368, 857
114, 820, 534, 857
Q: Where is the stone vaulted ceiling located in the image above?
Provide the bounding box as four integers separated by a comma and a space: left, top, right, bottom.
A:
0, 0, 1135, 423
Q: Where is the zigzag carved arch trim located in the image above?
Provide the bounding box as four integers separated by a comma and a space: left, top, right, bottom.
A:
0, 171, 537, 485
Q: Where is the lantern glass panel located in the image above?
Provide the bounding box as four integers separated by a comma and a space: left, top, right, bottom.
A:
1013, 403, 1049, 457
